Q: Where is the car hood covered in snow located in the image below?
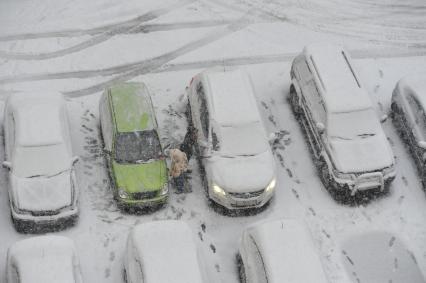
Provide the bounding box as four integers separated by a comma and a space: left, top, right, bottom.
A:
11, 170, 73, 212
208, 150, 275, 193
329, 134, 394, 173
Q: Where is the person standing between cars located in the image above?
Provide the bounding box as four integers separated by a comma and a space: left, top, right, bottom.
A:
169, 148, 188, 193
180, 125, 198, 162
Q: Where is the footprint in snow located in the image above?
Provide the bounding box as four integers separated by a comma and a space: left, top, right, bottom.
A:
291, 188, 300, 199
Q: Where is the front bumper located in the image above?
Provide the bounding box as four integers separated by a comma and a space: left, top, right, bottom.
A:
116, 193, 168, 210
331, 169, 396, 195
209, 186, 274, 210
11, 204, 79, 232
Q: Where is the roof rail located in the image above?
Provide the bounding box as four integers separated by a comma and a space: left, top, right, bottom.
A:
342, 51, 361, 88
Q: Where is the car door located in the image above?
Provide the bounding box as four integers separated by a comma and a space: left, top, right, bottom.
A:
296, 59, 324, 156
245, 236, 268, 283
406, 94, 425, 164
193, 82, 210, 156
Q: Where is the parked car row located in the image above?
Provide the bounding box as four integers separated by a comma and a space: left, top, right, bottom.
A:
6, 219, 422, 283
2, 43, 425, 233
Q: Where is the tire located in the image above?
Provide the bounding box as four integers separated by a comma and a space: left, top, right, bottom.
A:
318, 157, 331, 189
236, 254, 247, 283
122, 269, 128, 283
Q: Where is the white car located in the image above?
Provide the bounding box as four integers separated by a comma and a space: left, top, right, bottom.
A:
3, 92, 79, 232
186, 67, 276, 210
289, 43, 396, 201
6, 236, 84, 283
237, 219, 329, 283
123, 220, 208, 283
391, 76, 426, 186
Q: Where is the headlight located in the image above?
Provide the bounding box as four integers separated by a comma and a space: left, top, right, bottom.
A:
265, 178, 276, 193
160, 183, 169, 195
383, 165, 395, 176
118, 188, 129, 199
332, 169, 355, 180
213, 184, 226, 197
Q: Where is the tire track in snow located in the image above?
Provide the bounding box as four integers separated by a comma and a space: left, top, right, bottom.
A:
2, 47, 426, 86
0, 0, 197, 42
0, 0, 197, 60
62, 16, 255, 97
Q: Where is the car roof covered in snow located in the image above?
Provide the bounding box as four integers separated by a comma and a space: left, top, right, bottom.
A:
244, 219, 329, 283
199, 67, 262, 126
8, 236, 78, 283
108, 82, 156, 133
7, 92, 67, 147
130, 220, 205, 283
396, 75, 426, 111
303, 43, 372, 113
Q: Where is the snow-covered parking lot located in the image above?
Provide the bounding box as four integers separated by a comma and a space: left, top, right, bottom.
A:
1, 0, 426, 282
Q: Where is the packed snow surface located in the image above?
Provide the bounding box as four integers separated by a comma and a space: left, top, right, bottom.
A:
0, 0, 426, 282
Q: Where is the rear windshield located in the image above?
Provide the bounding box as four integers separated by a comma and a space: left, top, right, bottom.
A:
114, 130, 162, 163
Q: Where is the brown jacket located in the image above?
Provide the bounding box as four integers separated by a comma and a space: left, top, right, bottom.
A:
169, 149, 188, 177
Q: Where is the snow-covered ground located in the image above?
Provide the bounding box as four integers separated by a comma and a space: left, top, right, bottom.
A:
1, 0, 426, 282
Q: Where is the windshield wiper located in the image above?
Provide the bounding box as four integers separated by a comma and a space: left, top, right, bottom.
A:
358, 133, 375, 138
331, 136, 353, 141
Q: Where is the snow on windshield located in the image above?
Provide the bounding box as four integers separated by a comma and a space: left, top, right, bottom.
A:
115, 130, 162, 163
13, 143, 70, 178
219, 122, 268, 156
328, 108, 380, 140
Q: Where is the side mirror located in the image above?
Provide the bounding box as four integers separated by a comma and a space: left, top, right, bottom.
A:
71, 156, 80, 165
2, 161, 12, 170
316, 122, 325, 134
418, 141, 426, 150
380, 114, 388, 123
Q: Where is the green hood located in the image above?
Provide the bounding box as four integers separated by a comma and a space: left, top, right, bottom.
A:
112, 159, 167, 193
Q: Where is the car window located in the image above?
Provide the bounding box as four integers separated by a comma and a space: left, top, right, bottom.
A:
10, 265, 20, 283
248, 236, 268, 283
408, 94, 426, 134
114, 130, 162, 163
211, 129, 220, 151
101, 92, 113, 151
197, 83, 209, 139
8, 114, 16, 158
297, 59, 312, 83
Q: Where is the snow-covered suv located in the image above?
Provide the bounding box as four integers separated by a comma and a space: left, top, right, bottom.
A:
186, 67, 276, 210
289, 43, 396, 200
391, 76, 426, 186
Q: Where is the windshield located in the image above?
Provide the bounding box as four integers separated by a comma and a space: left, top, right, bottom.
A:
328, 108, 380, 141
114, 130, 162, 163
13, 143, 71, 178
219, 122, 269, 157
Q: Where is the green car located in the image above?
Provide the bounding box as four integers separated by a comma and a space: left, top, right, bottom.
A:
99, 82, 168, 209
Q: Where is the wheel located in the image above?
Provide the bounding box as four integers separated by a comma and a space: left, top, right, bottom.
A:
236, 254, 247, 283
289, 84, 302, 117
317, 157, 331, 189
